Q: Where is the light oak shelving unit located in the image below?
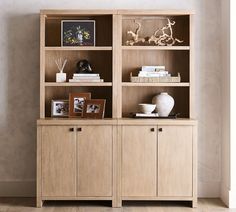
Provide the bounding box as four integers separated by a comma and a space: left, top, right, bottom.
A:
37, 10, 197, 208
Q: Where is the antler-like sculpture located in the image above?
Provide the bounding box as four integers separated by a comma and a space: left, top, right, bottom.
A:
126, 21, 145, 46
148, 18, 184, 46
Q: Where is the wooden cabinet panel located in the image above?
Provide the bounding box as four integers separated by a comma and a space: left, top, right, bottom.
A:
42, 126, 76, 197
77, 126, 113, 196
122, 126, 157, 196
158, 125, 193, 197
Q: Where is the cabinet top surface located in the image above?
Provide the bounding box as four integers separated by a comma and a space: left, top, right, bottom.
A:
37, 118, 197, 126
40, 9, 195, 16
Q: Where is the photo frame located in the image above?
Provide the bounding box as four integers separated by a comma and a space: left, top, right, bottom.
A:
69, 93, 91, 117
51, 100, 69, 117
61, 20, 95, 46
82, 99, 106, 119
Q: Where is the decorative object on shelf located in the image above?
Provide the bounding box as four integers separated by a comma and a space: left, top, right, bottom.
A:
55, 58, 67, 82
61, 20, 95, 46
69, 93, 91, 117
76, 59, 93, 73
148, 19, 183, 46
69, 60, 104, 82
82, 99, 106, 119
125, 18, 183, 46
152, 92, 175, 117
130, 72, 181, 83
51, 100, 69, 117
138, 103, 156, 114
126, 20, 145, 46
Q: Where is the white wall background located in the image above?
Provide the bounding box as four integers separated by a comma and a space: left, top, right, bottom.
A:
0, 0, 223, 197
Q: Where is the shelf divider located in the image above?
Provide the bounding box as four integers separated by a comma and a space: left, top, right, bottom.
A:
45, 82, 113, 87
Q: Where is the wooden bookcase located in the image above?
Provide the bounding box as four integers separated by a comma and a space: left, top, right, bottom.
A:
40, 10, 194, 119
37, 10, 197, 208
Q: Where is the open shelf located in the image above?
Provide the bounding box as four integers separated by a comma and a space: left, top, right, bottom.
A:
45, 82, 112, 87
45, 50, 112, 82
122, 46, 190, 50
122, 50, 190, 82
45, 86, 112, 118
45, 15, 112, 47
122, 15, 189, 46
122, 87, 189, 118
45, 47, 112, 51
122, 82, 190, 87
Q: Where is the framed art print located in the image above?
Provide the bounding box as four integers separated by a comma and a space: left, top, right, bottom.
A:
51, 100, 69, 117
61, 20, 95, 46
69, 93, 91, 117
82, 99, 106, 119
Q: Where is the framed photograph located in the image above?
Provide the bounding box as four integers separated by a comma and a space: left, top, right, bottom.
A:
82, 99, 106, 119
51, 100, 69, 117
69, 93, 91, 117
61, 20, 95, 46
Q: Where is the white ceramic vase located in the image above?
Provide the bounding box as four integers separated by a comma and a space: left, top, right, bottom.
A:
152, 92, 174, 117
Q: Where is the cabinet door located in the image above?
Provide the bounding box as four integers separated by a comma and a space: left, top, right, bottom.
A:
122, 126, 157, 197
158, 125, 193, 197
77, 126, 112, 196
42, 126, 76, 197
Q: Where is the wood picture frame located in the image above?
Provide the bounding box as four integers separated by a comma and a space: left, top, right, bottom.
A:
82, 99, 106, 119
51, 100, 69, 117
69, 93, 91, 117
61, 20, 95, 46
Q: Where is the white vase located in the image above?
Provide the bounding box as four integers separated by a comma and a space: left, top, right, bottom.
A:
152, 92, 174, 117
56, 72, 67, 82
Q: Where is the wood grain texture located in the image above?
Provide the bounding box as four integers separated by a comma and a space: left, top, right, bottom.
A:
121, 126, 157, 197
36, 126, 42, 207
158, 125, 193, 197
41, 126, 76, 197
77, 126, 113, 196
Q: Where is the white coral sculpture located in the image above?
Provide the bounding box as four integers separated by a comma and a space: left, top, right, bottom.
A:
148, 18, 184, 46
126, 20, 145, 46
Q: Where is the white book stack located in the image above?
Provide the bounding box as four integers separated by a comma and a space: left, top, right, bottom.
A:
69, 73, 104, 82
138, 66, 171, 78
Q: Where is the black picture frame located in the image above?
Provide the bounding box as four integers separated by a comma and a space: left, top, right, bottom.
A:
61, 20, 95, 46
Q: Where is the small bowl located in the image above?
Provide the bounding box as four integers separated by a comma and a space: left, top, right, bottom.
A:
138, 104, 156, 114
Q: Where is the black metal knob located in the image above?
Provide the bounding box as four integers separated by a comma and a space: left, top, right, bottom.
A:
150, 128, 155, 132
158, 128, 163, 132
69, 128, 74, 132
77, 128, 82, 132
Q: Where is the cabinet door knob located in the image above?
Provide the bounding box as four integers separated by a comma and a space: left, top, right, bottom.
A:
158, 128, 163, 132
77, 128, 82, 132
150, 128, 155, 132
69, 128, 74, 132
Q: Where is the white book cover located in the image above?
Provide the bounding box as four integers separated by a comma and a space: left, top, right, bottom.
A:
69, 79, 104, 82
141, 66, 165, 72
73, 73, 100, 77
73, 76, 101, 80
135, 113, 159, 117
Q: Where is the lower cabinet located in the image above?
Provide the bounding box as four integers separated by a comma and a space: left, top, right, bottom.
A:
42, 126, 76, 197
121, 125, 195, 199
37, 121, 197, 207
77, 126, 112, 196
41, 125, 113, 198
122, 126, 157, 196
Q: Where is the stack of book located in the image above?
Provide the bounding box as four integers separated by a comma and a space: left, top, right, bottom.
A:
69, 73, 104, 82
138, 66, 171, 78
